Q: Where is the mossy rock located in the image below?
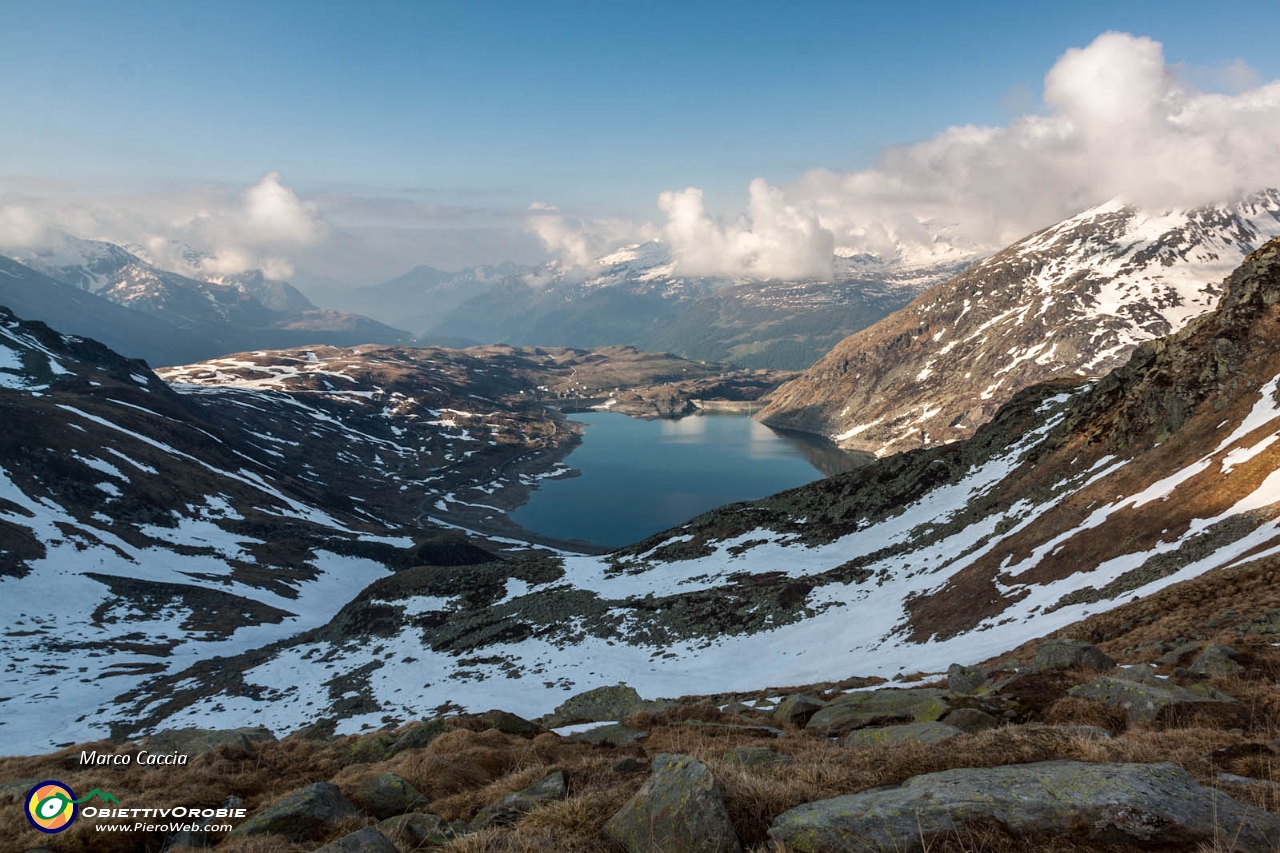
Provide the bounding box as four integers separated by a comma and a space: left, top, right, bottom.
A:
806, 688, 950, 736
476, 709, 543, 737
946, 663, 989, 694
1187, 643, 1242, 677
144, 725, 276, 756
1068, 677, 1239, 725
344, 732, 396, 764
471, 770, 567, 828
352, 772, 428, 820
567, 723, 649, 746
390, 718, 448, 754
374, 812, 450, 845
232, 782, 360, 840
605, 753, 742, 853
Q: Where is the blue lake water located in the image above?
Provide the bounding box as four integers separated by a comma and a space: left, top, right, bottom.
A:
510, 411, 870, 549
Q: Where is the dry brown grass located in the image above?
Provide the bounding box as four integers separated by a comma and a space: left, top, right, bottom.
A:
2, 609, 1277, 852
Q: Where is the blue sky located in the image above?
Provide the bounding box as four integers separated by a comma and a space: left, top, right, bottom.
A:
4, 1, 1280, 279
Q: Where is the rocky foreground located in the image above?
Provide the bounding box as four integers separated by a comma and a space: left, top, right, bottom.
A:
5, 594, 1278, 853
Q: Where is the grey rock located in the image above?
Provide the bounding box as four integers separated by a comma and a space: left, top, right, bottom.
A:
940, 708, 1000, 732
566, 723, 649, 746
472, 771, 567, 828
605, 753, 742, 853
1068, 676, 1239, 725
161, 828, 208, 850
946, 663, 989, 694
806, 688, 949, 736
724, 746, 793, 768
769, 761, 1280, 853
390, 718, 448, 754
772, 693, 824, 727
1188, 643, 1243, 677
544, 684, 667, 726
843, 721, 963, 747
613, 757, 646, 773
1029, 639, 1115, 672
720, 701, 753, 716
352, 772, 428, 820
313, 827, 398, 853
231, 782, 360, 840
145, 726, 275, 756
476, 709, 543, 737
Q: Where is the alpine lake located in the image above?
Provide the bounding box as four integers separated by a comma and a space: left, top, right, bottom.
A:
510, 410, 872, 549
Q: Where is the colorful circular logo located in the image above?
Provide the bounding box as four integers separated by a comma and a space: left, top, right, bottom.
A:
26, 781, 77, 834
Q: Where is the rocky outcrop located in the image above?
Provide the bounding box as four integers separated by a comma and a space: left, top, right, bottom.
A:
542, 684, 669, 727
605, 753, 742, 853
772, 694, 824, 727
769, 761, 1280, 853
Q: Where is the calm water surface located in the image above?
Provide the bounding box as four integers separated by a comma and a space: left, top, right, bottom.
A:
510, 411, 869, 549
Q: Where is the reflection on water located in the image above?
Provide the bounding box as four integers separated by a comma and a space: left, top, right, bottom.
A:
510, 411, 870, 549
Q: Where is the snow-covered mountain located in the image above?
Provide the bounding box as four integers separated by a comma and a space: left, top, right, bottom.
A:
761, 190, 1280, 455
435, 241, 976, 370
40, 234, 1280, 742
6, 235, 411, 363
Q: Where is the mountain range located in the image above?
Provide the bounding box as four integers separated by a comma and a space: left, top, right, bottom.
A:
761, 190, 1280, 454
6, 224, 1280, 748
4, 236, 410, 365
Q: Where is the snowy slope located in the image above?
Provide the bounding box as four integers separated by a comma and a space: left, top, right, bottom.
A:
112, 236, 1280, 740
761, 190, 1280, 454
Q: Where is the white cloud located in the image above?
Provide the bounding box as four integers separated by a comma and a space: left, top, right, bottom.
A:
524, 203, 657, 276
650, 31, 1280, 277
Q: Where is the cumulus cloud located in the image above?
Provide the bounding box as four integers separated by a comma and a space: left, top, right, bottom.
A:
658, 180, 834, 279
649, 31, 1280, 278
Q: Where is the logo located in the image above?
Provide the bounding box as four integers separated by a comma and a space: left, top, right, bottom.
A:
25, 782, 118, 834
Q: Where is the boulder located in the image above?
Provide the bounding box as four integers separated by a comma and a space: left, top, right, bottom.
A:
472, 771, 567, 828
476, 709, 543, 737
1188, 643, 1243, 677
1068, 677, 1240, 725
769, 761, 1280, 853
231, 782, 360, 840
806, 688, 949, 736
352, 772, 428, 820
843, 721, 963, 747
1155, 641, 1201, 666
724, 746, 792, 768
1028, 639, 1115, 672
0, 778, 41, 804
940, 708, 999, 733
946, 663, 989, 694
543, 684, 667, 726
772, 694, 824, 727
313, 827, 398, 853
374, 813, 450, 846
145, 726, 275, 756
566, 723, 649, 746
605, 753, 742, 853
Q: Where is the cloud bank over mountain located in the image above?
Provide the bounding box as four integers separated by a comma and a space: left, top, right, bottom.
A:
532, 32, 1280, 280
4, 33, 1280, 287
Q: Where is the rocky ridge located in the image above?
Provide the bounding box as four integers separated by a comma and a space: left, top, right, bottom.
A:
761, 190, 1280, 454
